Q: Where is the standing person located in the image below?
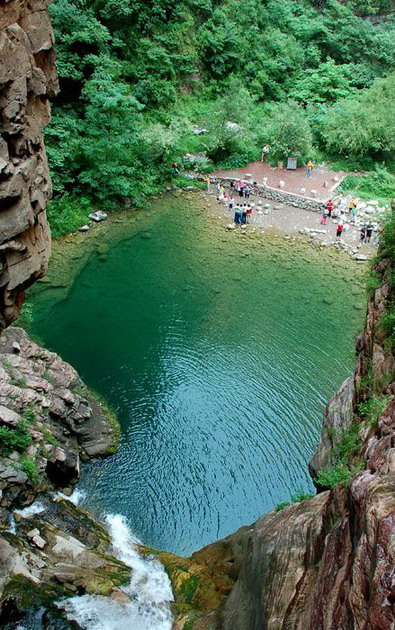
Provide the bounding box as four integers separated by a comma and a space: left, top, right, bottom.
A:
320, 206, 328, 225
234, 205, 242, 225
216, 183, 221, 200
336, 221, 344, 239
366, 223, 374, 243
360, 226, 367, 244
241, 204, 247, 225
261, 144, 270, 162
244, 186, 251, 200
325, 200, 334, 217
246, 204, 253, 222
349, 198, 356, 213
350, 203, 358, 223
228, 196, 235, 212
306, 160, 314, 178
205, 176, 210, 192
239, 180, 245, 198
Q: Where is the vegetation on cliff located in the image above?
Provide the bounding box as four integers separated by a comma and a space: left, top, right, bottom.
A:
46, 0, 395, 234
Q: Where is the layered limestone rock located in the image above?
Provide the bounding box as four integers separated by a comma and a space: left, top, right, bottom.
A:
0, 0, 57, 332
0, 327, 119, 518
0, 497, 131, 624
0, 327, 122, 622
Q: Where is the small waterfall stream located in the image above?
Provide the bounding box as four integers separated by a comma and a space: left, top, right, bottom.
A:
58, 513, 174, 630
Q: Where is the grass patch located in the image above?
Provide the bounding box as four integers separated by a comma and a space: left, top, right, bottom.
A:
21, 404, 37, 424
358, 395, 389, 429
183, 617, 198, 630
20, 456, 39, 484
10, 375, 27, 388
339, 166, 395, 203
315, 423, 364, 489
315, 460, 364, 489
172, 176, 206, 190
366, 269, 382, 296
41, 425, 61, 447
0, 426, 32, 456
47, 195, 92, 239
328, 156, 380, 173
380, 311, 395, 351
178, 576, 201, 605
275, 489, 315, 512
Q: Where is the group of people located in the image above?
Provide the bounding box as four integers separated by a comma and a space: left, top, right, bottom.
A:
320, 198, 374, 242
217, 181, 254, 202
216, 183, 254, 225
213, 178, 376, 246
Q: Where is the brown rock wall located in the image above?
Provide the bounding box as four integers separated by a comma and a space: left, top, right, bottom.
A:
0, 0, 57, 331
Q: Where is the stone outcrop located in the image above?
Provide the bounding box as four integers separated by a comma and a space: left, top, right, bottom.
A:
0, 497, 131, 625
163, 258, 395, 630
0, 0, 57, 332
0, 327, 122, 623
0, 327, 119, 518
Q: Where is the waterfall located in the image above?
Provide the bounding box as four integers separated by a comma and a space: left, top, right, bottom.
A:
14, 501, 46, 518
58, 514, 174, 630
56, 487, 86, 505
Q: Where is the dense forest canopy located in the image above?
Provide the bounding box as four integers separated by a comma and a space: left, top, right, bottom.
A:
46, 0, 395, 234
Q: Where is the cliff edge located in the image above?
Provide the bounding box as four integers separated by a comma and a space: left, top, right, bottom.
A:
0, 0, 57, 332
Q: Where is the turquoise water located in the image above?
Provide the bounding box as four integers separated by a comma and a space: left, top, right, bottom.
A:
29, 196, 365, 555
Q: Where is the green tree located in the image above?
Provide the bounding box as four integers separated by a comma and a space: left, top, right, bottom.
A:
290, 59, 354, 104
322, 73, 395, 158
265, 101, 313, 161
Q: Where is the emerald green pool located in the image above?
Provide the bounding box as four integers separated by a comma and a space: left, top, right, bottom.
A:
28, 195, 365, 555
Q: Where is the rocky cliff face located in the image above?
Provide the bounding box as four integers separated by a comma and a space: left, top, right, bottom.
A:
162, 258, 395, 630
0, 0, 57, 332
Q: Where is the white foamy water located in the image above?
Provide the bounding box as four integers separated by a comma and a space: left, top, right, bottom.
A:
58, 514, 174, 630
14, 500, 45, 518
56, 487, 86, 505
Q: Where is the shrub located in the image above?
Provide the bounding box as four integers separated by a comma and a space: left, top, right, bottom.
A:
16, 302, 34, 329
340, 167, 395, 202
358, 395, 389, 428
274, 501, 291, 512
0, 426, 32, 456
322, 74, 395, 160
275, 489, 314, 512
20, 456, 39, 484
315, 463, 354, 488
265, 101, 313, 162
335, 422, 362, 461
47, 196, 92, 239
21, 404, 37, 424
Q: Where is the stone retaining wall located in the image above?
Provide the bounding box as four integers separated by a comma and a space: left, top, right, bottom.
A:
212, 176, 326, 212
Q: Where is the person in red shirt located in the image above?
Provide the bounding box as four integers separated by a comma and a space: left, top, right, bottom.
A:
336, 222, 344, 239
325, 200, 334, 217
